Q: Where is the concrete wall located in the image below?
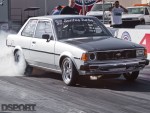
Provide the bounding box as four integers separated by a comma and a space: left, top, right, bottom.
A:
0, 0, 9, 22
9, 0, 144, 23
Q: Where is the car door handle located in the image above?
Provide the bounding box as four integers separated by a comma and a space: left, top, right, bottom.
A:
32, 41, 36, 44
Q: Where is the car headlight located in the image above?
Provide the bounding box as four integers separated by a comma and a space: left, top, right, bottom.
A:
136, 49, 145, 57
144, 48, 147, 58
89, 52, 97, 61
81, 52, 97, 61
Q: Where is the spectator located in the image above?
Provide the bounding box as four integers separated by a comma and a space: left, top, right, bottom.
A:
109, 1, 128, 28
52, 5, 62, 15
60, 0, 78, 15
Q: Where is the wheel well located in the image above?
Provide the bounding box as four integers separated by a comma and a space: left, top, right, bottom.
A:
140, 19, 145, 22
14, 49, 19, 56
59, 56, 67, 68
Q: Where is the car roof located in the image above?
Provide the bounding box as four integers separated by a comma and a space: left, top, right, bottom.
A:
30, 15, 95, 20
127, 6, 149, 8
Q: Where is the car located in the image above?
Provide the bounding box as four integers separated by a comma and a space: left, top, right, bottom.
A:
6, 15, 149, 86
86, 1, 113, 24
122, 4, 150, 28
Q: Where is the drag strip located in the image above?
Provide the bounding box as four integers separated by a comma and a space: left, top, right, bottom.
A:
0, 31, 150, 113
0, 67, 150, 113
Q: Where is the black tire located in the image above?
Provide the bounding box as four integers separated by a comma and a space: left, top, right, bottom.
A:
24, 65, 33, 76
140, 20, 145, 25
61, 57, 78, 86
14, 50, 33, 76
123, 71, 139, 81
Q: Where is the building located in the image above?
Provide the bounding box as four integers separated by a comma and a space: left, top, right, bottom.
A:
10, 0, 68, 24
0, 0, 147, 31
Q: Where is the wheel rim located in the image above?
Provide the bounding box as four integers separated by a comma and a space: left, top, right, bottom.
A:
62, 59, 72, 84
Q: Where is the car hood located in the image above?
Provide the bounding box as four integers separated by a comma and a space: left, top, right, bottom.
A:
87, 11, 110, 16
122, 14, 143, 18
62, 37, 143, 52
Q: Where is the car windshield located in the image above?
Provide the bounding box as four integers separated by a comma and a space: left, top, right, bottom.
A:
54, 18, 112, 40
91, 3, 112, 11
127, 7, 145, 14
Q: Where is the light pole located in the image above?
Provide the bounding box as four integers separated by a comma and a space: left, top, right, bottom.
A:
102, 0, 105, 24
45, 0, 47, 15
81, 0, 85, 15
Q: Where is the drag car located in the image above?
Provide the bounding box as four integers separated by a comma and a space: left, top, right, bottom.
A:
6, 15, 149, 85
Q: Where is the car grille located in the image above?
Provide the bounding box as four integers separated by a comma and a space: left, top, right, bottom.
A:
122, 18, 133, 21
97, 50, 136, 60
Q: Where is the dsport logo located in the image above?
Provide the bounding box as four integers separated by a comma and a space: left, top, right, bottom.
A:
1, 104, 36, 112
75, 0, 96, 6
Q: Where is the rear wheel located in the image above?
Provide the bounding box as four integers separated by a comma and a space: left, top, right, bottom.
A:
61, 57, 78, 86
14, 50, 33, 76
123, 71, 139, 81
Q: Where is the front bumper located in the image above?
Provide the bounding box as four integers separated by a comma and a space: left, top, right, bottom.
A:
79, 59, 149, 75
122, 20, 141, 28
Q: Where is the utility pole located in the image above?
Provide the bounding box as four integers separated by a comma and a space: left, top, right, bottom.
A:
102, 0, 105, 24
45, 0, 47, 15
81, 0, 85, 15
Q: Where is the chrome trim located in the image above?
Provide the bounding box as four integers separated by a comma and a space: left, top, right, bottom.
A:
79, 59, 148, 75
92, 48, 144, 53
89, 52, 97, 61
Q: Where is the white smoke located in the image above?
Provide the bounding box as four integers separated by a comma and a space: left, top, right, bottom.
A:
0, 30, 26, 76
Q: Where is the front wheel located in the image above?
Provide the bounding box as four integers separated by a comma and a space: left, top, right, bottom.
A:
123, 71, 139, 81
140, 20, 145, 25
61, 57, 78, 86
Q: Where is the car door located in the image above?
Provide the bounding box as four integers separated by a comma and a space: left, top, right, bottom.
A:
18, 19, 38, 60
29, 20, 55, 69
144, 8, 150, 23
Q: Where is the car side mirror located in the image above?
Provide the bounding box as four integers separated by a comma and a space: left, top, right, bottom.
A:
42, 34, 53, 42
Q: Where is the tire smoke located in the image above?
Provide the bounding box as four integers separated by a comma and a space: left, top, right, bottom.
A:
0, 31, 26, 76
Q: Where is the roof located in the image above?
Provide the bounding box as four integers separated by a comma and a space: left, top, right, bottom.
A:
30, 15, 95, 20
24, 7, 40, 11
127, 6, 149, 8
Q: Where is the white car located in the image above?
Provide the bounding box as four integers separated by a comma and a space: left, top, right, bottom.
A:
122, 6, 150, 28
6, 15, 149, 86
86, 2, 113, 24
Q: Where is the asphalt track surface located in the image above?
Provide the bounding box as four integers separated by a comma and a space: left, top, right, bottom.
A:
0, 66, 150, 113
0, 31, 150, 113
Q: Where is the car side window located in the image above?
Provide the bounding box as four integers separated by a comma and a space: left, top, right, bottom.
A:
145, 8, 149, 15
34, 21, 53, 39
21, 19, 37, 37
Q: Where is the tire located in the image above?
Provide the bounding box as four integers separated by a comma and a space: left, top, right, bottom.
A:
24, 65, 33, 76
123, 71, 139, 81
140, 20, 145, 25
61, 57, 78, 86
14, 50, 33, 76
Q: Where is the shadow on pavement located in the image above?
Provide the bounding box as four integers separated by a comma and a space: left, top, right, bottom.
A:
28, 68, 150, 92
